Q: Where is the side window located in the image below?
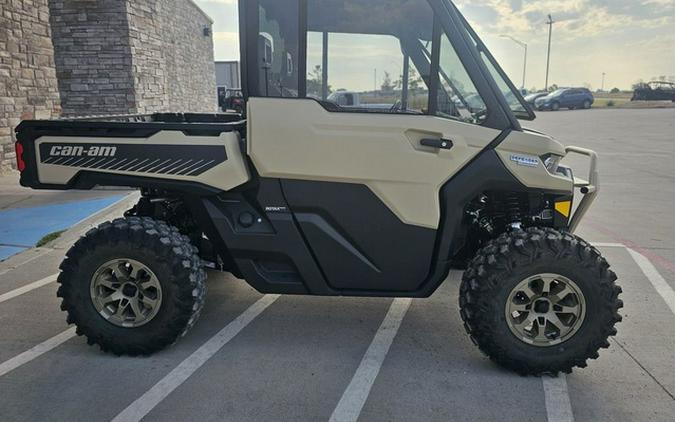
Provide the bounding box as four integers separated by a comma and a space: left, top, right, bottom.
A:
435, 34, 487, 124
258, 0, 299, 97
306, 0, 434, 114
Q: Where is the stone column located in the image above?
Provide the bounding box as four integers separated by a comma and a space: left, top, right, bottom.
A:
0, 0, 61, 173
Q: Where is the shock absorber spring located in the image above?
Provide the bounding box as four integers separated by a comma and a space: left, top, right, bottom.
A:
506, 193, 523, 226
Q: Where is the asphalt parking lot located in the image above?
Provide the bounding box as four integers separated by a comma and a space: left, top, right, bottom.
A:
1, 108, 674, 422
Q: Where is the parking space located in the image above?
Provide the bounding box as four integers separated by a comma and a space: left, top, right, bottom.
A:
1, 109, 675, 421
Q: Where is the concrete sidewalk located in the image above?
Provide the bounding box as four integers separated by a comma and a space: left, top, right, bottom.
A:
0, 172, 133, 260
0, 172, 130, 211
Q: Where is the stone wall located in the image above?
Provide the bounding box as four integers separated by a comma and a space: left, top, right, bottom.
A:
1, 0, 216, 172
52, 0, 217, 116
0, 0, 61, 173
160, 0, 217, 112
126, 0, 169, 113
49, 0, 134, 117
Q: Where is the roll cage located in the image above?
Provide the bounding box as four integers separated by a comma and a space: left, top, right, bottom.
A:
238, 0, 535, 131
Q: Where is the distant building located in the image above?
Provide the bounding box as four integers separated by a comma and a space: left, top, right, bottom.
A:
215, 61, 241, 90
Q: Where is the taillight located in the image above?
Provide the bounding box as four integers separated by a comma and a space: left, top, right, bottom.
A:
15, 141, 25, 172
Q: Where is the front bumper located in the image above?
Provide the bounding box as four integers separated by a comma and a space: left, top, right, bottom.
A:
563, 146, 599, 232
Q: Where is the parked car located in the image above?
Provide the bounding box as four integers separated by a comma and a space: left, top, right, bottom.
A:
524, 92, 548, 106
535, 88, 594, 111
218, 88, 245, 114
632, 81, 675, 102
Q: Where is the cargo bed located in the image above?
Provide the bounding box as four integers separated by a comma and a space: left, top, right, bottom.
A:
15, 112, 250, 194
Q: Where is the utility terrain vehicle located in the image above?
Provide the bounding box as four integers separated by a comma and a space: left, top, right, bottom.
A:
15, 0, 622, 375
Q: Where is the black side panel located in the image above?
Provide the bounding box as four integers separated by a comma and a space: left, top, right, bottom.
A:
281, 180, 436, 292
190, 179, 333, 295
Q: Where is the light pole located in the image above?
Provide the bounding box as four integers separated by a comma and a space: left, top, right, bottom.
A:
500, 35, 528, 89
601, 72, 606, 91
545, 14, 555, 91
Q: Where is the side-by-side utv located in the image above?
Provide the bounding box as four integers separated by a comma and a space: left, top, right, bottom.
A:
14, 0, 622, 375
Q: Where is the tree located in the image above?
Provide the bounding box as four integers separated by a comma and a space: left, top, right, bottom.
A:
307, 65, 332, 97
548, 84, 559, 92
408, 68, 424, 92
381, 71, 394, 93
610, 87, 620, 94
392, 68, 425, 92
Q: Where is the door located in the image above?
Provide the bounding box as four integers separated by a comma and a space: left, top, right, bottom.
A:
243, 0, 516, 292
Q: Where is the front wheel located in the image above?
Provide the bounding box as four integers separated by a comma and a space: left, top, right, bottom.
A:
551, 102, 561, 111
57, 217, 207, 355
583, 100, 592, 109
459, 228, 622, 375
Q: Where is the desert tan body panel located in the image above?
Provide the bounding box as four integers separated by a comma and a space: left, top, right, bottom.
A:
247, 98, 502, 229
35, 131, 250, 191
496, 129, 573, 192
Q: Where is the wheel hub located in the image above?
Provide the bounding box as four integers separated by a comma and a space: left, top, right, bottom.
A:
533, 299, 550, 314
90, 258, 162, 328
505, 273, 586, 347
122, 283, 138, 297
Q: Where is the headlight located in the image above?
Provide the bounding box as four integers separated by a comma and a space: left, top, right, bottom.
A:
543, 154, 563, 173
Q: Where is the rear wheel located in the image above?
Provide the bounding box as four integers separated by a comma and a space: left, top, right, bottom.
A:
459, 228, 622, 375
57, 217, 207, 355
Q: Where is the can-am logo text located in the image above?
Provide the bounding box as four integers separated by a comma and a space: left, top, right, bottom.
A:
49, 145, 117, 157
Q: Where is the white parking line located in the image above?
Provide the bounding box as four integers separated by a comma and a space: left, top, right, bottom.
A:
627, 248, 675, 315
592, 242, 626, 248
0, 327, 76, 377
329, 298, 412, 422
543, 375, 575, 422
0, 273, 58, 304
111, 294, 280, 422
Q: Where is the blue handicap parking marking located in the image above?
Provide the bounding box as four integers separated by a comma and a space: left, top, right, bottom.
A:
0, 195, 124, 261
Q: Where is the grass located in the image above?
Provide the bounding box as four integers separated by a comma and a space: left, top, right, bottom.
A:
593, 92, 632, 108
36, 230, 66, 248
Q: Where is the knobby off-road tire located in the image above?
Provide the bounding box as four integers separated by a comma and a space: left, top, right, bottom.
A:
459, 228, 622, 375
57, 217, 207, 356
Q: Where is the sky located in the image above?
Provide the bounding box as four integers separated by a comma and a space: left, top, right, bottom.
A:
195, 0, 675, 91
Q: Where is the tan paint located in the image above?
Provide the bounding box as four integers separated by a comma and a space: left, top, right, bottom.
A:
36, 131, 250, 191
496, 130, 573, 192
247, 98, 502, 229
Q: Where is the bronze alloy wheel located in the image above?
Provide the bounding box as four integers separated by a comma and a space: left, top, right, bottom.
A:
505, 273, 586, 347
90, 258, 162, 328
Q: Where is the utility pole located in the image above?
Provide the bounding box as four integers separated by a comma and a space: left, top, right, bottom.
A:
601, 72, 606, 91
500, 35, 528, 89
545, 14, 555, 91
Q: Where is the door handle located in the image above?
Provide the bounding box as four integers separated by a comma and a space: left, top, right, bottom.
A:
420, 138, 454, 150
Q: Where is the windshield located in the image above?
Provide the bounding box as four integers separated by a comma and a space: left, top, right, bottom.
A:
549, 89, 566, 97
448, 1, 535, 120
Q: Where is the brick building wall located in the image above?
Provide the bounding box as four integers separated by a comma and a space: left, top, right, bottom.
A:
49, 0, 134, 116
126, 0, 169, 113
0, 0, 61, 173
0, 0, 216, 172
52, 0, 216, 116
160, 0, 217, 112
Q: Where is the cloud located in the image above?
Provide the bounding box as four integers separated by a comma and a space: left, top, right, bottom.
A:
455, 0, 675, 40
